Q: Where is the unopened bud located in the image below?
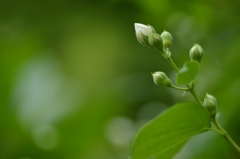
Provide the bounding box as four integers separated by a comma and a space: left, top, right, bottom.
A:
134, 23, 155, 47
203, 93, 217, 118
160, 30, 173, 48
152, 72, 172, 87
148, 33, 163, 52
189, 44, 204, 63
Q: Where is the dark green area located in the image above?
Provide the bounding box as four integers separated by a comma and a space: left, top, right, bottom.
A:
1, 0, 240, 158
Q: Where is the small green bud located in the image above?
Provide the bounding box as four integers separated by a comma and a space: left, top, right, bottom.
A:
203, 93, 217, 118
152, 72, 172, 87
160, 30, 173, 48
134, 23, 155, 47
148, 33, 163, 52
189, 44, 204, 63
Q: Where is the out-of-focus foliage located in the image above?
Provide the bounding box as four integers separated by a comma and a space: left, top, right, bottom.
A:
1, 0, 240, 158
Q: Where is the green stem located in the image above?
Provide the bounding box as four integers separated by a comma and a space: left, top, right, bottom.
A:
166, 55, 240, 153
189, 89, 203, 105
167, 58, 179, 73
167, 57, 202, 105
212, 118, 240, 153
171, 85, 188, 91
205, 127, 225, 136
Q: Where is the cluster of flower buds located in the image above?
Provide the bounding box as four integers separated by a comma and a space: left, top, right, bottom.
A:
135, 23, 219, 121
133, 22, 240, 153
134, 23, 173, 58
134, 23, 205, 63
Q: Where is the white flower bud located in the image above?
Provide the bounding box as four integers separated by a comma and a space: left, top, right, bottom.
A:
189, 44, 204, 63
134, 23, 155, 46
160, 30, 173, 48
148, 33, 163, 52
203, 93, 217, 118
152, 72, 172, 87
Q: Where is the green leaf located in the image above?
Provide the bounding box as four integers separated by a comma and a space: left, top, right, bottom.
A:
176, 61, 199, 85
154, 140, 188, 159
131, 103, 211, 159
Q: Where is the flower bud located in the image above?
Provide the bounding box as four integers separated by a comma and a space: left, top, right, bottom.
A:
134, 23, 155, 47
148, 33, 163, 52
189, 44, 204, 63
203, 93, 217, 118
152, 72, 172, 87
160, 30, 173, 48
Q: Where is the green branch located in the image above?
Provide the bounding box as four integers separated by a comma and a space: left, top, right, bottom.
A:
167, 55, 240, 153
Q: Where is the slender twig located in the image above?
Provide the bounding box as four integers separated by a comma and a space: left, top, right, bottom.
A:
213, 118, 240, 153
188, 89, 203, 105
167, 55, 240, 153
203, 127, 225, 136
167, 57, 202, 105
167, 57, 179, 73
171, 85, 188, 91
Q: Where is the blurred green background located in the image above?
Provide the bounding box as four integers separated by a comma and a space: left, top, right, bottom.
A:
1, 0, 240, 158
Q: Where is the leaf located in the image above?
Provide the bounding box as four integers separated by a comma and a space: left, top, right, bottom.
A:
131, 103, 211, 159
154, 140, 188, 159
176, 61, 199, 85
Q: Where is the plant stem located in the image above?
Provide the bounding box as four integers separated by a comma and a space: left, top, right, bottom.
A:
189, 89, 203, 105
171, 85, 188, 91
167, 57, 202, 105
167, 58, 179, 73
166, 54, 240, 153
212, 118, 240, 153
205, 127, 225, 136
